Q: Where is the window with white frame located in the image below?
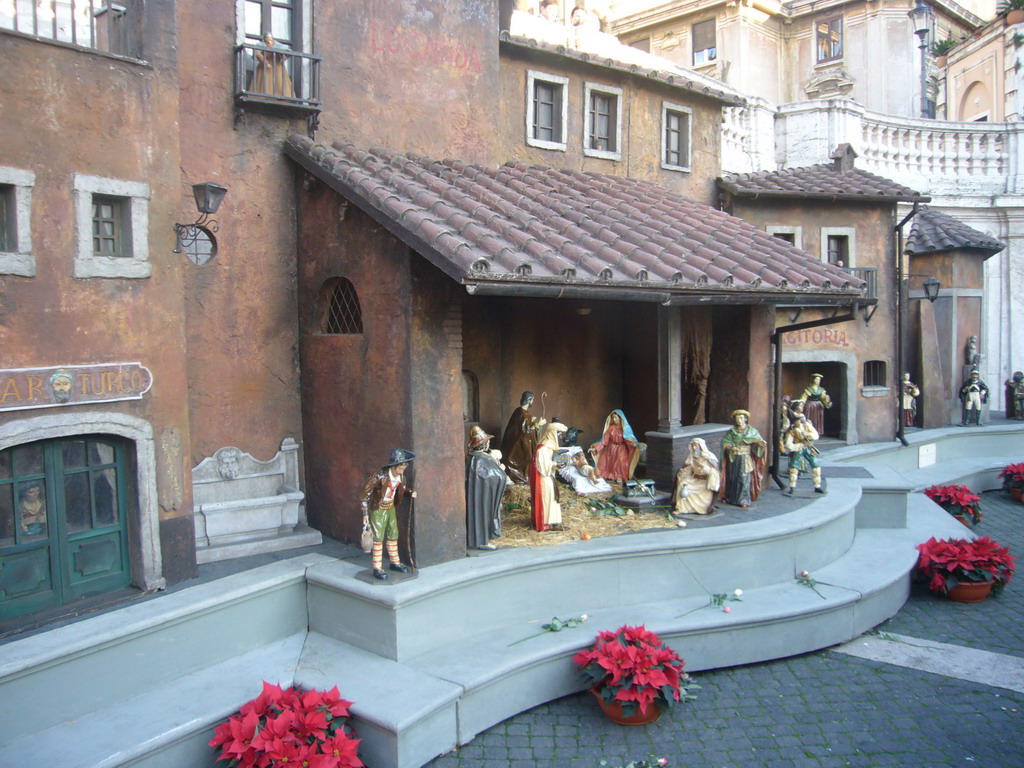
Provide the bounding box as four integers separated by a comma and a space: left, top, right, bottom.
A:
526, 71, 568, 151
691, 19, 716, 66
0, 167, 35, 277
73, 174, 150, 279
661, 102, 692, 172
766, 225, 803, 250
583, 83, 623, 160
819, 227, 856, 268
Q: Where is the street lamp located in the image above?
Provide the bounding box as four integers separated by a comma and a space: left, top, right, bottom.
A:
908, 0, 933, 118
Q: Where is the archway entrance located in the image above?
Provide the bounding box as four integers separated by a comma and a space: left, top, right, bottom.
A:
0, 435, 132, 621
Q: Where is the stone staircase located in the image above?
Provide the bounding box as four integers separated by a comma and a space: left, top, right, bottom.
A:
1, 424, 1019, 768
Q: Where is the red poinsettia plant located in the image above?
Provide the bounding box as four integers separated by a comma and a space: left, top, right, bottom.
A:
210, 682, 363, 768
572, 624, 698, 717
924, 484, 982, 526
998, 462, 1024, 490
916, 536, 1015, 595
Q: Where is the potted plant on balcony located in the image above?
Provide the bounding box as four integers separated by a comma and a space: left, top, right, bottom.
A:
924, 483, 982, 526
210, 682, 363, 767
930, 38, 958, 67
572, 624, 698, 725
999, 0, 1024, 26
998, 462, 1024, 502
916, 536, 1015, 602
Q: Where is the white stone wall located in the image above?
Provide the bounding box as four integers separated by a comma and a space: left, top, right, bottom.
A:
723, 96, 1024, 396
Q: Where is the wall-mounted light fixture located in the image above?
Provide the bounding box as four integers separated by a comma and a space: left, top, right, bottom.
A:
909, 274, 942, 303
173, 182, 228, 253
922, 276, 941, 303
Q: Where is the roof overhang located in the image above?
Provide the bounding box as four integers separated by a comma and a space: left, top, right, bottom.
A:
286, 135, 870, 309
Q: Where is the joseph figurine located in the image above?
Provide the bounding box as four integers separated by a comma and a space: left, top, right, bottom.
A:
500, 391, 547, 484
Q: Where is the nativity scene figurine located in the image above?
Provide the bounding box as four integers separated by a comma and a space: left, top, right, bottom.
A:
672, 437, 720, 516
719, 410, 766, 508
500, 391, 547, 484
589, 409, 639, 483
465, 426, 509, 551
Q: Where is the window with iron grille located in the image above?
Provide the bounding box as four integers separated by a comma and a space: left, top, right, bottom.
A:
321, 277, 363, 335
526, 71, 568, 151
816, 16, 843, 62
584, 83, 622, 160
692, 19, 716, 66
73, 174, 150, 279
0, 167, 35, 277
661, 102, 691, 171
92, 195, 127, 258
0, 1, 139, 58
864, 360, 886, 387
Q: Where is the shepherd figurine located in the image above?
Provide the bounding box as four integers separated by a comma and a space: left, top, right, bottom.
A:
360, 449, 416, 581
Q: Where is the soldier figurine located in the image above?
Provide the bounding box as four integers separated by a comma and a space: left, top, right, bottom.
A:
959, 369, 989, 426
360, 449, 416, 581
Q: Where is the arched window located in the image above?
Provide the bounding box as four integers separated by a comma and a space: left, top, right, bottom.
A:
319, 277, 363, 335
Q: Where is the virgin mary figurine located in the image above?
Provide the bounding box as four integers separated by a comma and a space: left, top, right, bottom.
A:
589, 409, 639, 482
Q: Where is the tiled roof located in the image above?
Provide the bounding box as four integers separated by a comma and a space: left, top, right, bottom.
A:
718, 152, 928, 203
499, 31, 745, 107
285, 135, 869, 305
905, 206, 1005, 257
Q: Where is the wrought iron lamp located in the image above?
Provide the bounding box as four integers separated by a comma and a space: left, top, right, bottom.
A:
922, 276, 941, 302
173, 182, 228, 252
907, 0, 933, 118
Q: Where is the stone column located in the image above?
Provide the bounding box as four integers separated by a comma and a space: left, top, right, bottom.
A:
644, 305, 689, 490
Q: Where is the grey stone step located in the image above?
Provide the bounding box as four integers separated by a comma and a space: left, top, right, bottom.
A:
0, 632, 305, 768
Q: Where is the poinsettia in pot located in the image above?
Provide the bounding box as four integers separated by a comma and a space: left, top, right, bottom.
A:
210, 681, 363, 768
916, 536, 1015, 603
924, 484, 982, 527
998, 462, 1024, 502
572, 624, 698, 725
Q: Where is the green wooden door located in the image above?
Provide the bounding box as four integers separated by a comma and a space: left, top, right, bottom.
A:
0, 436, 131, 622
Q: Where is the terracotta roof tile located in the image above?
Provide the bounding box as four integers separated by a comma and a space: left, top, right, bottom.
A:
285, 135, 868, 304
906, 206, 1005, 257
718, 152, 928, 203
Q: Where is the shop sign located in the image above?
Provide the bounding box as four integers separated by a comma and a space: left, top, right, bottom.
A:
0, 363, 153, 412
782, 328, 850, 347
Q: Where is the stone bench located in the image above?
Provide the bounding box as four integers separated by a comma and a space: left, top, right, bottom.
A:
193, 437, 321, 562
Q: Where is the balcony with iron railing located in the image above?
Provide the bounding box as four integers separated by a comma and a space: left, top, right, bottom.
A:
845, 267, 877, 301
234, 43, 322, 131
1, 0, 140, 59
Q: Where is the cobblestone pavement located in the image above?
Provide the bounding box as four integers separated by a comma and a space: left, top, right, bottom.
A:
426, 490, 1024, 768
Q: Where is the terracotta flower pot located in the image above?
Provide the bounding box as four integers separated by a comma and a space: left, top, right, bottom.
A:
947, 580, 992, 603
1008, 487, 1023, 503
1007, 9, 1024, 25
935, 55, 948, 68
953, 514, 971, 528
591, 689, 662, 725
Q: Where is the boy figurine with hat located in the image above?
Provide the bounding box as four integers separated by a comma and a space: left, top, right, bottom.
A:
360, 449, 416, 580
